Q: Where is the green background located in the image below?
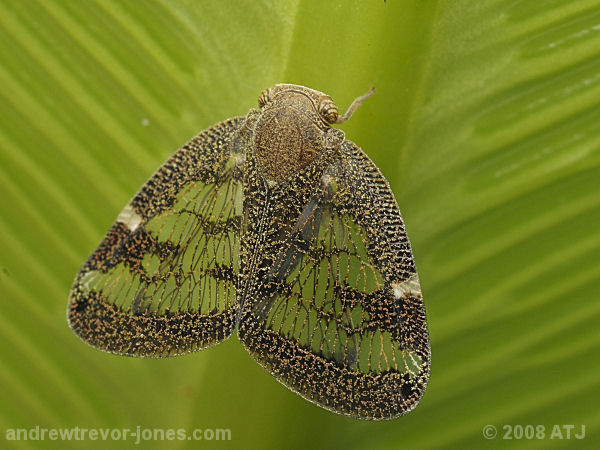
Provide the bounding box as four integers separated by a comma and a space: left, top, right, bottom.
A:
1, 0, 598, 449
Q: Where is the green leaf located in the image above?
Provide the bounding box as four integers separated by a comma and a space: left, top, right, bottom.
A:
0, 0, 598, 449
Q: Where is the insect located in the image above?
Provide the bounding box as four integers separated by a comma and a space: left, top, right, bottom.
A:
68, 84, 430, 420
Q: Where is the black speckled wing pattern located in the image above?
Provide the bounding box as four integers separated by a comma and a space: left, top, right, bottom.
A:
237, 141, 430, 419
68, 110, 430, 420
68, 117, 245, 356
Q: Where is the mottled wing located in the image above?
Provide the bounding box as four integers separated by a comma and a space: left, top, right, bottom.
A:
239, 141, 430, 419
68, 117, 245, 357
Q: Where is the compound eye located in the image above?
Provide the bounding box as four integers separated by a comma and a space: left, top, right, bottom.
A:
319, 99, 338, 124
258, 88, 273, 108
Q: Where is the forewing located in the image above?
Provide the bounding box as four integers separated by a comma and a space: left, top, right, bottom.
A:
68, 117, 245, 357
239, 141, 430, 419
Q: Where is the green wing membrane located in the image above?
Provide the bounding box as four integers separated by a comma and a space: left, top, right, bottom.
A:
68, 117, 245, 357
68, 111, 429, 418
238, 142, 430, 420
